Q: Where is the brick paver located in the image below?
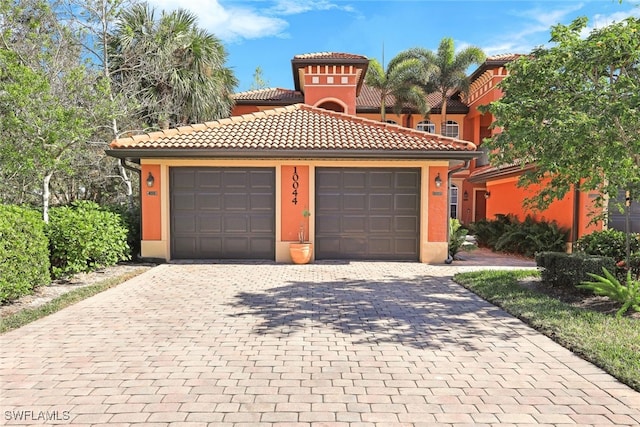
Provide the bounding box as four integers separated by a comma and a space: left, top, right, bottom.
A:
1, 259, 639, 426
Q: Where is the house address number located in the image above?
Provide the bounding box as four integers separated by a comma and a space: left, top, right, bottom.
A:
292, 167, 299, 205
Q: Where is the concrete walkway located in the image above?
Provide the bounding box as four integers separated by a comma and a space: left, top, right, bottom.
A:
1, 259, 639, 426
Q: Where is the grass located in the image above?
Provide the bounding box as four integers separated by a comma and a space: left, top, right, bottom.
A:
454, 269, 640, 392
0, 269, 146, 334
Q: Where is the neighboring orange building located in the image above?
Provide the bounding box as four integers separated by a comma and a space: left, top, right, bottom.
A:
107, 53, 479, 263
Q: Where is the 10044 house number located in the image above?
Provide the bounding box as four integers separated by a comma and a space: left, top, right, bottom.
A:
292, 167, 299, 205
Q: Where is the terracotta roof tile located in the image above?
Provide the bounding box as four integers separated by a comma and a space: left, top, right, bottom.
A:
233, 87, 303, 102
293, 52, 368, 60
109, 104, 476, 153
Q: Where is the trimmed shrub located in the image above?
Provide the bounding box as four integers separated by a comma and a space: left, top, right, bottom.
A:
535, 251, 616, 287
104, 203, 141, 260
47, 201, 130, 278
0, 205, 51, 303
470, 214, 569, 257
574, 229, 640, 261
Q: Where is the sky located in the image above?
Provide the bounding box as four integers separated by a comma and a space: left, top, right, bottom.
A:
146, 0, 640, 92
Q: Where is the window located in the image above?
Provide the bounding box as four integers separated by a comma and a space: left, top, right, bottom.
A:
441, 120, 459, 138
450, 184, 458, 219
385, 120, 397, 124
416, 120, 435, 133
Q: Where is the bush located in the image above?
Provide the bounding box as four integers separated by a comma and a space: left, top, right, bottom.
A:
0, 205, 51, 303
449, 218, 472, 258
535, 251, 616, 288
104, 203, 141, 260
579, 268, 640, 318
575, 229, 640, 261
470, 214, 569, 257
47, 201, 130, 278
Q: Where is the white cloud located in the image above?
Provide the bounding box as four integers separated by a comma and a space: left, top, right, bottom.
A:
147, 0, 289, 41
146, 0, 355, 42
269, 0, 354, 15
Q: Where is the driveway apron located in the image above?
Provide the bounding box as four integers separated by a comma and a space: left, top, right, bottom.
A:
1, 261, 639, 426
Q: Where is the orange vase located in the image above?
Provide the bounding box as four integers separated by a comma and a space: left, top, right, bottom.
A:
289, 243, 313, 264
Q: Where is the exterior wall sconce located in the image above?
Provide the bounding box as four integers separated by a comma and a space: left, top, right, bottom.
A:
484, 191, 491, 199
434, 173, 442, 188
463, 190, 469, 201
146, 172, 155, 188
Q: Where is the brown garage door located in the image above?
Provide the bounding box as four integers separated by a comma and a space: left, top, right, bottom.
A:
315, 168, 420, 260
170, 167, 275, 259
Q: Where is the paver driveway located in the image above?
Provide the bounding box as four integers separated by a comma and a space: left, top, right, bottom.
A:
1, 261, 639, 426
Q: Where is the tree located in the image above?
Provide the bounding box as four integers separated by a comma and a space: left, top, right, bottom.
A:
481, 17, 640, 213
0, 0, 113, 220
250, 66, 270, 90
108, 2, 238, 129
397, 37, 485, 132
60, 0, 138, 208
365, 55, 429, 122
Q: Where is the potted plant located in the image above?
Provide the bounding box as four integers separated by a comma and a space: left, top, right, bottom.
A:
289, 209, 312, 264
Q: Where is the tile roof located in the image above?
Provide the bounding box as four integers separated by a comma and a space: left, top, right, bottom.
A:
356, 85, 468, 113
109, 104, 477, 157
234, 84, 468, 113
293, 52, 368, 60
233, 88, 303, 103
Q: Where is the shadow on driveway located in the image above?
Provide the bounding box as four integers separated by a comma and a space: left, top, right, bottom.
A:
230, 274, 522, 352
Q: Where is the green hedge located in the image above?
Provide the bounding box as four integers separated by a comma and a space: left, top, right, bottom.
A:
535, 251, 616, 288
471, 214, 569, 257
575, 229, 640, 261
47, 201, 130, 278
0, 205, 51, 303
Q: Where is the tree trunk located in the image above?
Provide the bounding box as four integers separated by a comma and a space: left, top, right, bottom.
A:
441, 91, 448, 136
43, 172, 53, 224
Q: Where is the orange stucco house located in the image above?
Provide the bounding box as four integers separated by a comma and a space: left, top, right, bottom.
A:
231, 53, 603, 243
107, 53, 479, 263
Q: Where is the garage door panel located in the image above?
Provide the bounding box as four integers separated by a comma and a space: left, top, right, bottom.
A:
396, 171, 420, 188
316, 194, 340, 210
173, 215, 196, 233
370, 194, 393, 211
344, 194, 367, 210
395, 194, 418, 211
343, 216, 366, 232
370, 216, 393, 233
197, 214, 221, 233
197, 171, 221, 188
395, 238, 420, 254
198, 193, 220, 210
316, 168, 419, 260
369, 238, 393, 254
370, 171, 393, 188
223, 171, 249, 188
174, 193, 196, 210
171, 168, 274, 259
316, 215, 340, 234
343, 171, 366, 189
251, 194, 274, 210
173, 171, 196, 188
395, 216, 418, 233
251, 216, 274, 233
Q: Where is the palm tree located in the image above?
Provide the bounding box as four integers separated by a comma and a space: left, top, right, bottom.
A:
365, 55, 430, 122
108, 3, 237, 129
396, 38, 485, 134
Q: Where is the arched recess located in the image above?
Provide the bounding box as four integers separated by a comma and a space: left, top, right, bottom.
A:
315, 98, 347, 113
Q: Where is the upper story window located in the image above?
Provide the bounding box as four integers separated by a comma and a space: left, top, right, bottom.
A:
385, 120, 397, 124
416, 120, 435, 133
441, 120, 459, 138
